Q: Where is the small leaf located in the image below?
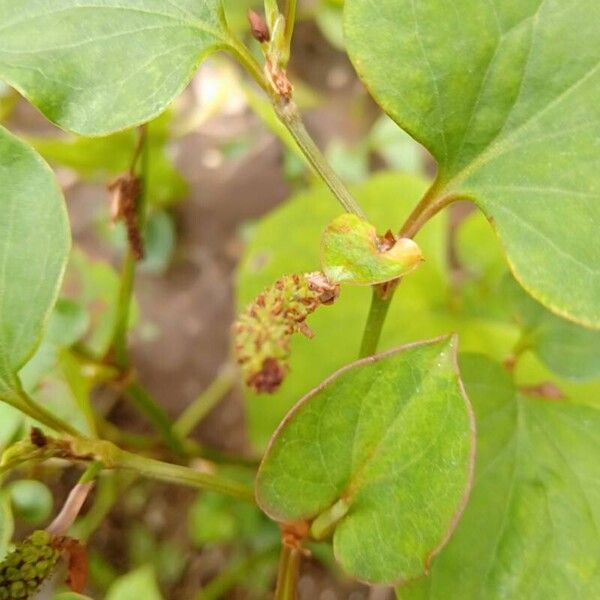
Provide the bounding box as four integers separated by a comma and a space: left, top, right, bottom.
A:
257, 336, 475, 584
503, 275, 600, 381
345, 0, 600, 327
0, 126, 70, 394
8, 479, 53, 525
0, 0, 231, 135
321, 213, 423, 285
106, 565, 163, 600
402, 354, 600, 598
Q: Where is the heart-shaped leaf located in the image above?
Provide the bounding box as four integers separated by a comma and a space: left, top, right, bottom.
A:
256, 336, 475, 585
345, 0, 600, 328
0, 126, 70, 395
321, 213, 423, 285
0, 0, 231, 135
402, 354, 600, 598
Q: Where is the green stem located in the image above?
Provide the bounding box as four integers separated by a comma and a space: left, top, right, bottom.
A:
273, 99, 366, 218
283, 0, 297, 57
228, 37, 271, 95
124, 381, 186, 456
228, 36, 365, 218
70, 472, 136, 541
111, 125, 148, 370
274, 544, 301, 600
78, 460, 104, 484
357, 183, 455, 359
310, 498, 350, 541
359, 288, 393, 358
113, 449, 255, 503
196, 546, 279, 600
112, 252, 136, 369
2, 389, 79, 436
174, 364, 237, 438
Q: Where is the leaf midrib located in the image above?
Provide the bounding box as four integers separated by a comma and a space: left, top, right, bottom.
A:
346, 349, 457, 495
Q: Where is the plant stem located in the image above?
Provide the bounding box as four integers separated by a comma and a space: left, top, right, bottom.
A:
310, 497, 350, 541
79, 460, 104, 484
283, 0, 298, 56
274, 100, 366, 217
124, 381, 186, 456
174, 364, 237, 438
228, 36, 365, 218
274, 544, 301, 600
113, 449, 255, 503
359, 288, 393, 358
2, 389, 79, 436
228, 38, 271, 95
399, 182, 454, 239
112, 252, 136, 370
356, 183, 456, 357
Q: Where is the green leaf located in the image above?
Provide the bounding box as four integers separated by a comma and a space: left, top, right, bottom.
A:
0, 126, 70, 394
53, 594, 95, 600
0, 404, 23, 449
345, 0, 600, 328
106, 565, 163, 600
503, 275, 600, 381
321, 213, 423, 285
237, 173, 518, 449
19, 298, 90, 393
0, 0, 231, 135
401, 354, 600, 599
8, 480, 53, 525
257, 336, 475, 585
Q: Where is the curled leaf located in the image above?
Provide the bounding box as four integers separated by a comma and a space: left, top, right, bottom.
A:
234, 273, 339, 393
321, 213, 423, 285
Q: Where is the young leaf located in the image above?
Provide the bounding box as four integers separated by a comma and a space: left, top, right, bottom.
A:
321, 213, 423, 285
257, 336, 475, 585
0, 0, 232, 135
345, 0, 600, 328
0, 126, 70, 394
106, 565, 163, 600
502, 275, 600, 381
401, 354, 600, 598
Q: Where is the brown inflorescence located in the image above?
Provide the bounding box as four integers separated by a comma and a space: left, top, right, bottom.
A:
234, 272, 340, 393
107, 173, 145, 260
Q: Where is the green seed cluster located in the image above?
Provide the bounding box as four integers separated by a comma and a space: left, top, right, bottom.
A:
234, 272, 339, 393
0, 530, 60, 599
